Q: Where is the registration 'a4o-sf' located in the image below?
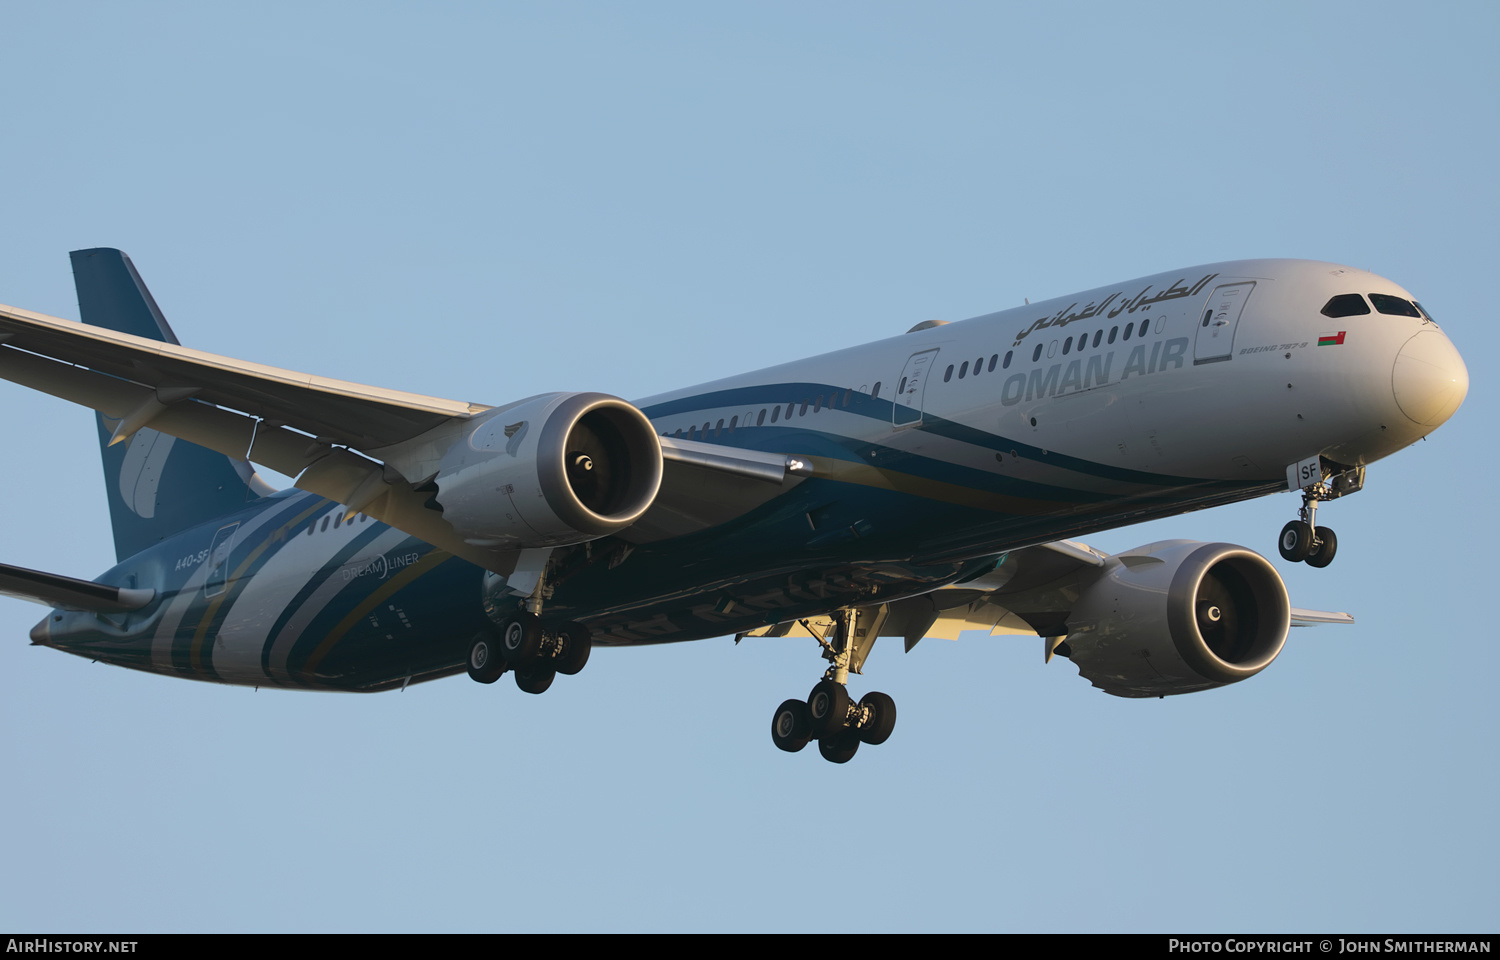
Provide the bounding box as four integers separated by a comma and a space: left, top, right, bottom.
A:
0, 250, 1468, 762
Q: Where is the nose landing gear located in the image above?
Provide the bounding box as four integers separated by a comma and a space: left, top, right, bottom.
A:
768, 607, 897, 764
1279, 460, 1363, 568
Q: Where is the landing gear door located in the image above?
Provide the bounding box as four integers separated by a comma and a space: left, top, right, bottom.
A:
893, 349, 939, 428
1194, 282, 1254, 364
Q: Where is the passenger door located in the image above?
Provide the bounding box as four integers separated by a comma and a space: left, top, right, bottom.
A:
1194, 282, 1255, 364
893, 349, 939, 427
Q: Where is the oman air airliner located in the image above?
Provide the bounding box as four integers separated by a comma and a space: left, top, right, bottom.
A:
0, 250, 1467, 762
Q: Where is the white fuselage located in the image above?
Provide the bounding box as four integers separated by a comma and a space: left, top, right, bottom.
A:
639, 259, 1465, 492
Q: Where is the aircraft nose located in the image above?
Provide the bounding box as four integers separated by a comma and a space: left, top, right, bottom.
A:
1392, 330, 1468, 427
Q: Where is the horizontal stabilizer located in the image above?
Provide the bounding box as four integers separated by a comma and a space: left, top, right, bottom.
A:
0, 561, 155, 614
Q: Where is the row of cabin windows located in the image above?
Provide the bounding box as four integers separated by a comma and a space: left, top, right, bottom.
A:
943, 317, 1155, 382
307, 511, 369, 535
668, 384, 884, 441
671, 316, 1166, 436
942, 351, 1013, 383
1321, 293, 1430, 320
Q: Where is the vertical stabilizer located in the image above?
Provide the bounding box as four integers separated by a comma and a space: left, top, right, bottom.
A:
70, 248, 269, 561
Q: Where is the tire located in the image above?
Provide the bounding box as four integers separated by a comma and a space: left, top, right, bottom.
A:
771, 699, 812, 753
1278, 520, 1313, 563
818, 730, 860, 764
466, 634, 507, 684
857, 691, 897, 745
514, 665, 555, 695
807, 679, 850, 737
501, 612, 543, 666
555, 622, 592, 676
1306, 526, 1338, 568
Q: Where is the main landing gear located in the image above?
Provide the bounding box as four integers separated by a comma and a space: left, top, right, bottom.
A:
769, 608, 897, 764
466, 613, 592, 694
1278, 461, 1365, 569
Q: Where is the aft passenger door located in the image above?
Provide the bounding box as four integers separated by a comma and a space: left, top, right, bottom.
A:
203, 521, 240, 598
1194, 282, 1254, 364
893, 349, 939, 428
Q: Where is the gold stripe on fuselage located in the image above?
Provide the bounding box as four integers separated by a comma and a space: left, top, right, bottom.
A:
299, 549, 453, 678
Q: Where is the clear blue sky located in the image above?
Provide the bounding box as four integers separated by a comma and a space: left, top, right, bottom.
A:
1, 2, 1494, 932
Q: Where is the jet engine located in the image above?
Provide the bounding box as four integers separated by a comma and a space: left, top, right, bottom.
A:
1060, 540, 1290, 698
431, 392, 663, 549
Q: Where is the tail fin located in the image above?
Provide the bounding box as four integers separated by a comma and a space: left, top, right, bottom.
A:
71, 248, 270, 562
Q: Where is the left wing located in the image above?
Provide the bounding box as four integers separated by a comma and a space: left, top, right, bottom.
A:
0, 561, 155, 614
0, 299, 807, 568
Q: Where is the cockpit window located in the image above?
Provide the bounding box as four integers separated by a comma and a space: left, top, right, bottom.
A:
1321, 294, 1371, 318
1414, 301, 1434, 320
1370, 293, 1422, 318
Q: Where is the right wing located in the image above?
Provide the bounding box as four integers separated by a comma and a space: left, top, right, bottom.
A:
740, 538, 1354, 692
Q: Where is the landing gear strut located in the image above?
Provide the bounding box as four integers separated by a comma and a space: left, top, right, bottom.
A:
464, 611, 593, 693
493, 611, 592, 694
769, 607, 897, 764
468, 551, 593, 693
1279, 461, 1364, 568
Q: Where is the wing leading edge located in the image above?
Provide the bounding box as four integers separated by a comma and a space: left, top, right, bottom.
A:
0, 283, 812, 569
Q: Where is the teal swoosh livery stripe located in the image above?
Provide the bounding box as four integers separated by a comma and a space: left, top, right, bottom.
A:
638, 381, 1241, 490
255, 507, 401, 683
166, 494, 326, 676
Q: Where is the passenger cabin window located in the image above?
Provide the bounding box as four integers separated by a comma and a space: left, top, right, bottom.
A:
1031, 344, 1042, 362
1003, 350, 1013, 369
871, 382, 881, 399
1370, 293, 1422, 317
943, 365, 953, 382
1321, 294, 1371, 318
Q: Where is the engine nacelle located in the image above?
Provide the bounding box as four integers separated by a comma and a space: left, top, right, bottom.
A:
433, 392, 663, 548
1061, 540, 1290, 698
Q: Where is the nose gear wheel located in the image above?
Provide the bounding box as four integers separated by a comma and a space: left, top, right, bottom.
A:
1280, 461, 1359, 568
